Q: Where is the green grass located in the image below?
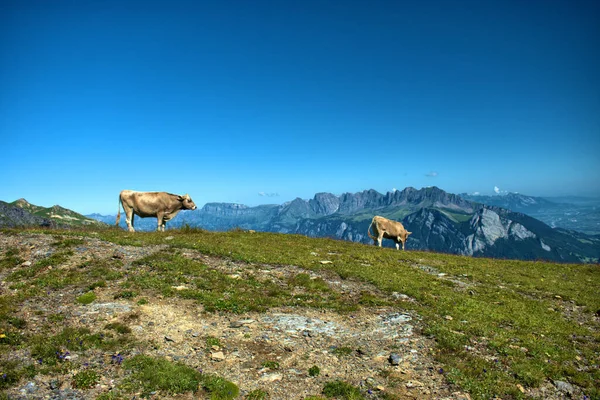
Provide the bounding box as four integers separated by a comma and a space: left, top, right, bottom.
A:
322, 380, 365, 399
261, 361, 280, 370
308, 365, 321, 377
246, 389, 270, 399
89, 228, 599, 399
125, 249, 358, 313
0, 247, 23, 271
76, 291, 96, 304
331, 346, 354, 357
2, 227, 599, 399
72, 369, 100, 389
122, 355, 203, 396
206, 336, 221, 348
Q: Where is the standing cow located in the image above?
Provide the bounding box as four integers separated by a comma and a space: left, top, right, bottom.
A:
367, 215, 412, 250
116, 190, 197, 232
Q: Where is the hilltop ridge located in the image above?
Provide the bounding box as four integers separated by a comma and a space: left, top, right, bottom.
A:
0, 199, 105, 228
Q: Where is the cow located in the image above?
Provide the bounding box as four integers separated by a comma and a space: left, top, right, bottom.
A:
367, 215, 412, 250
116, 190, 197, 232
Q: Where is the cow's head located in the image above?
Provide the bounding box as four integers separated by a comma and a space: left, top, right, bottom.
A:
178, 194, 197, 210
398, 231, 412, 250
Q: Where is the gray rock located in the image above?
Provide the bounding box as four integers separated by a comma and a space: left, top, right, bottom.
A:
389, 353, 401, 365
23, 381, 38, 394
553, 380, 574, 395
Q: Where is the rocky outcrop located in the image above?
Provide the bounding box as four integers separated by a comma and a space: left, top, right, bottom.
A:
0, 201, 55, 228
309, 193, 340, 216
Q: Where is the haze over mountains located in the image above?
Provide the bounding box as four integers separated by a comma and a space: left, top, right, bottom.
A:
459, 192, 600, 235
2, 187, 599, 264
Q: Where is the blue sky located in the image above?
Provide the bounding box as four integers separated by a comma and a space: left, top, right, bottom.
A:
1, 0, 599, 214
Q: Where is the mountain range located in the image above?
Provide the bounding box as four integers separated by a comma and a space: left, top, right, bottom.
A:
459, 192, 600, 235
87, 187, 600, 264
2, 188, 598, 263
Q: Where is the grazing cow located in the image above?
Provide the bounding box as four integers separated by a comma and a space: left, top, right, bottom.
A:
367, 215, 412, 250
116, 190, 197, 232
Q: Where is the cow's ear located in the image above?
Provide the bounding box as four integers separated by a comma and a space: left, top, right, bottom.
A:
177, 195, 184, 202
407, 231, 412, 236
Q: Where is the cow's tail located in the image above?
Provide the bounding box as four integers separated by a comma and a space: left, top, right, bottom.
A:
367, 219, 376, 240
116, 194, 121, 226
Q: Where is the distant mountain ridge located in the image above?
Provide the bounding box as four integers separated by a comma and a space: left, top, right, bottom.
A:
459, 192, 600, 235
89, 186, 599, 263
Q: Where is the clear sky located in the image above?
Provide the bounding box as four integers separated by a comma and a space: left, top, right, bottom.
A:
1, 0, 599, 214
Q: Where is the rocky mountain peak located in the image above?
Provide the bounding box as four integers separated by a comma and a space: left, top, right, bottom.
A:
13, 198, 32, 208
309, 192, 340, 216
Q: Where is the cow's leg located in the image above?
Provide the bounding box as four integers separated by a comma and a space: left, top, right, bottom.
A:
377, 232, 384, 247
127, 212, 135, 232
121, 203, 135, 232
395, 241, 400, 250
156, 213, 164, 232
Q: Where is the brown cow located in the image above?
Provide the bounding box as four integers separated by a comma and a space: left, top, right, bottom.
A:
367, 215, 412, 250
116, 190, 197, 232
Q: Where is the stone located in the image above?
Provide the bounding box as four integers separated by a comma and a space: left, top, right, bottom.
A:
553, 380, 574, 395
260, 373, 282, 382
211, 351, 225, 361
389, 353, 401, 365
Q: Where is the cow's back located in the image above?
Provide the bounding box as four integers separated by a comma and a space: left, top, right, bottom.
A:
373, 216, 405, 236
120, 190, 172, 218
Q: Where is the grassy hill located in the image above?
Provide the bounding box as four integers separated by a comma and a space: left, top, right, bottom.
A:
10, 199, 105, 228
1, 227, 598, 399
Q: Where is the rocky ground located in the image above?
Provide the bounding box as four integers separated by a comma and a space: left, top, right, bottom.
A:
0, 232, 478, 399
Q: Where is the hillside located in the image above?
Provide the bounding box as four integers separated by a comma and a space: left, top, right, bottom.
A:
90, 187, 600, 264
1, 228, 598, 400
2, 199, 105, 229
0, 201, 55, 228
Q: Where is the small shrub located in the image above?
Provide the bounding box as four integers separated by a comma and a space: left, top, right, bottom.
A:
309, 365, 320, 377
201, 374, 239, 399
322, 380, 364, 399
247, 389, 269, 399
105, 322, 131, 334
76, 292, 96, 305
137, 298, 148, 305
114, 291, 137, 299
7, 317, 26, 329
206, 336, 221, 348
261, 361, 279, 370
332, 347, 353, 357
87, 280, 106, 290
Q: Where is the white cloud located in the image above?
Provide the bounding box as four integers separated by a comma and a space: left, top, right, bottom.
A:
258, 192, 279, 197
494, 186, 508, 195
425, 171, 438, 177
472, 191, 480, 195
